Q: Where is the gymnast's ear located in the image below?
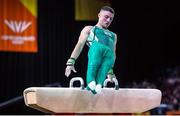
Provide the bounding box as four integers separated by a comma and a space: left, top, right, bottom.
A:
98, 13, 100, 18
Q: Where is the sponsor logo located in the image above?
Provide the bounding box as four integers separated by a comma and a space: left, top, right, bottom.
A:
4, 20, 31, 33
1, 20, 35, 45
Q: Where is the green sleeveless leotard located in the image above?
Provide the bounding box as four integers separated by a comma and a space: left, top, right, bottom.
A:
86, 26, 116, 91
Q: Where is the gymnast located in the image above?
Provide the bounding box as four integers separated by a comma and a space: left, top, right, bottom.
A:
65, 6, 118, 94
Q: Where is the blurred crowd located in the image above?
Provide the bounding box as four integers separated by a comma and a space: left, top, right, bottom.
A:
126, 66, 180, 112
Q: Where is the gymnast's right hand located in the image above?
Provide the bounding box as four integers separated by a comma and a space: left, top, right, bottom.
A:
65, 66, 77, 77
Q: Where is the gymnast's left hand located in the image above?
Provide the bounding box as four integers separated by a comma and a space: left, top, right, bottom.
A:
65, 66, 77, 77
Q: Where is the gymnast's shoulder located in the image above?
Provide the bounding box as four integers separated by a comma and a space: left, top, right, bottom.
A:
81, 25, 93, 34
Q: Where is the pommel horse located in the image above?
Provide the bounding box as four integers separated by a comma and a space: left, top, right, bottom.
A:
23, 77, 162, 115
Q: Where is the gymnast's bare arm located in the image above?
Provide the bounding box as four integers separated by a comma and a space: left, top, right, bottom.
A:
65, 26, 93, 77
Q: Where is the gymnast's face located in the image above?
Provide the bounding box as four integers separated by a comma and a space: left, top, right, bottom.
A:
98, 10, 114, 29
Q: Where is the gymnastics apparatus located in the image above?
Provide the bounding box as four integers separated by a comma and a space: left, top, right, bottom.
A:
23, 77, 162, 115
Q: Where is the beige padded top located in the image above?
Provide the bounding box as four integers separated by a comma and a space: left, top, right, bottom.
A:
23, 87, 162, 114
